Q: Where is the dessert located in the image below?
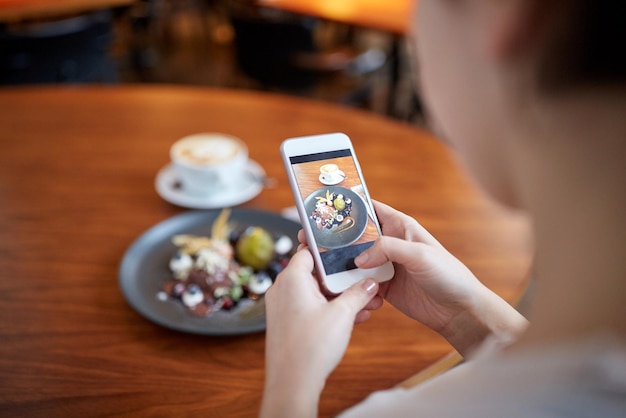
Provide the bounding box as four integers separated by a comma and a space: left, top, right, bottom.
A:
310, 189, 354, 231
160, 209, 293, 317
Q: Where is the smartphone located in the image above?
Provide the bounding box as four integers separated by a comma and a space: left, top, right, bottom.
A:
281, 132, 394, 294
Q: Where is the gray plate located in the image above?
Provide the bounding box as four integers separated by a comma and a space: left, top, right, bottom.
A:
304, 186, 368, 250
119, 209, 300, 335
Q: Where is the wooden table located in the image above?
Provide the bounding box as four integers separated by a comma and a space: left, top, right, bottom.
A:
0, 85, 531, 417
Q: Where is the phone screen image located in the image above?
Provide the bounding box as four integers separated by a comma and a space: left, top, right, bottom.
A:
289, 149, 381, 275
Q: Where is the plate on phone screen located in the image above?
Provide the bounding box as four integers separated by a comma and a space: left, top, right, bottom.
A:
304, 186, 368, 250
119, 209, 300, 335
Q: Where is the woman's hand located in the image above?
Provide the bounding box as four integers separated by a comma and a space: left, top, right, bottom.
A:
355, 201, 528, 356
260, 248, 381, 418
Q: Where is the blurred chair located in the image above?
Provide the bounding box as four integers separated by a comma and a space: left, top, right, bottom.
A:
228, 3, 385, 106
0, 11, 117, 85
230, 14, 318, 90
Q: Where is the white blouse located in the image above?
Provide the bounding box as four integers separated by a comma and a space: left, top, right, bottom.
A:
339, 333, 626, 417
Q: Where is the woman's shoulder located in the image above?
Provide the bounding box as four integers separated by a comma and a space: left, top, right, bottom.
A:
339, 332, 626, 417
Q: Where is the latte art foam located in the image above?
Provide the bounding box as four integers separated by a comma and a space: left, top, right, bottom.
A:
173, 137, 241, 165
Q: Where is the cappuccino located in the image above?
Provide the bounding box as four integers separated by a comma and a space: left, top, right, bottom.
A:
171, 134, 244, 166
320, 163, 338, 174
319, 163, 344, 183
170, 133, 248, 196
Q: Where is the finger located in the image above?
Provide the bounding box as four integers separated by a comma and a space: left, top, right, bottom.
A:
363, 294, 384, 311
274, 248, 314, 288
297, 229, 307, 245
373, 201, 443, 248
354, 310, 371, 324
331, 278, 379, 318
282, 247, 314, 274
268, 248, 318, 302
353, 296, 383, 324
355, 235, 430, 270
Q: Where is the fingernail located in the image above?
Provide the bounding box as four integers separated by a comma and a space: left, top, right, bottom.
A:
355, 251, 369, 266
362, 278, 377, 294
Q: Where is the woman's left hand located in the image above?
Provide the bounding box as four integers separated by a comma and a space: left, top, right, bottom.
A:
260, 248, 382, 418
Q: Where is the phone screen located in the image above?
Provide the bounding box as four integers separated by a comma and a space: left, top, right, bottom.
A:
288, 149, 381, 275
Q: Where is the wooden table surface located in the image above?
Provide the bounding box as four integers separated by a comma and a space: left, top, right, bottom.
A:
258, 0, 412, 35
0, 85, 531, 417
0, 0, 134, 22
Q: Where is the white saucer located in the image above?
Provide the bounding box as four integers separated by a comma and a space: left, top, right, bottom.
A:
319, 171, 345, 186
155, 160, 265, 209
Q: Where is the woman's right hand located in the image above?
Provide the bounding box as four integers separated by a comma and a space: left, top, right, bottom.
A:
354, 201, 528, 356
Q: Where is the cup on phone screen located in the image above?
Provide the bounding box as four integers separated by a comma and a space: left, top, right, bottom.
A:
319, 163, 345, 184
170, 133, 248, 196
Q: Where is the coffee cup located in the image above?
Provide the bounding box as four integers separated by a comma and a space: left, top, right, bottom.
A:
319, 163, 344, 183
170, 133, 248, 196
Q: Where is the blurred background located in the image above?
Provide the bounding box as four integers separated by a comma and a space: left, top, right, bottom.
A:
0, 0, 423, 123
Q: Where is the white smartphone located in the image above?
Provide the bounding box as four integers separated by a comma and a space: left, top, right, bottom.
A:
280, 132, 394, 294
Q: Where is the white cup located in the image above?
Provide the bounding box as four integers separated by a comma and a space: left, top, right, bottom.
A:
320, 163, 344, 183
170, 133, 248, 196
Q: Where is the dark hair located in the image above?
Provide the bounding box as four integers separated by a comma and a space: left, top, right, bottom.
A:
539, 0, 626, 91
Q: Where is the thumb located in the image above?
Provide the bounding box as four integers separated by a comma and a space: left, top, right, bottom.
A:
331, 278, 379, 317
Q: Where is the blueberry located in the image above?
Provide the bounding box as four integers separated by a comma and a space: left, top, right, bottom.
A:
266, 261, 284, 280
